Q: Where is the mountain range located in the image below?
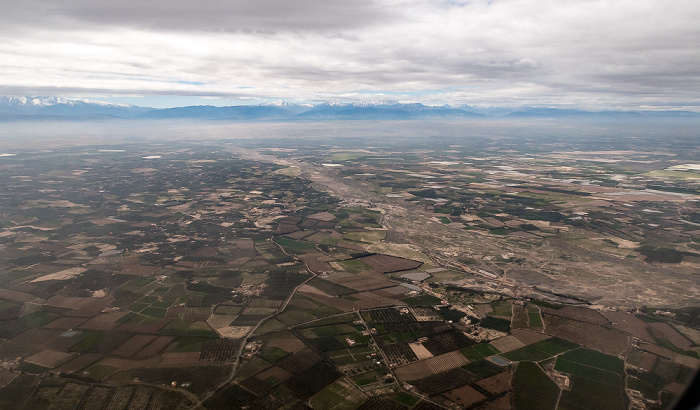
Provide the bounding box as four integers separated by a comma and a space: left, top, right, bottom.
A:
1, 96, 698, 121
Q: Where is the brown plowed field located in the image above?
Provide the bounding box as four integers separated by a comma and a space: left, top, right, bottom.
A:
134, 336, 176, 359
543, 314, 629, 356
649, 322, 693, 350
542, 306, 610, 326
111, 335, 158, 358
443, 384, 487, 407
475, 370, 512, 395
600, 310, 654, 342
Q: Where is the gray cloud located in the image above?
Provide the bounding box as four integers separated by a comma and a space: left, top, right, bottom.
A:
0, 0, 699, 110
1, 0, 390, 34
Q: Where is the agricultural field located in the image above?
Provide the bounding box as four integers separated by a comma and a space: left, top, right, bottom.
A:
0, 135, 698, 410
512, 361, 559, 410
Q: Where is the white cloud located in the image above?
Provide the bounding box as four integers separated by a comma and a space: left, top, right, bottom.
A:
0, 0, 698, 109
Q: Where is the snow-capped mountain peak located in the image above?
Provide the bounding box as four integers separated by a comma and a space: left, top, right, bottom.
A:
0, 96, 134, 108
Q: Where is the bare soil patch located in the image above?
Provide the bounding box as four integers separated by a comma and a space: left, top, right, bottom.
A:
490, 336, 525, 353
395, 360, 435, 381
111, 335, 158, 358
43, 316, 88, 330
475, 371, 512, 395
80, 311, 129, 331
25, 349, 75, 368
45, 295, 94, 309
267, 337, 306, 354
443, 384, 487, 407
543, 306, 610, 326
427, 351, 468, 373
409, 342, 434, 360
56, 353, 104, 373
648, 322, 693, 350
510, 329, 550, 345
600, 310, 655, 342
121, 264, 161, 276
159, 352, 202, 365
473, 393, 511, 410
10, 328, 64, 347
543, 314, 629, 356
134, 336, 176, 359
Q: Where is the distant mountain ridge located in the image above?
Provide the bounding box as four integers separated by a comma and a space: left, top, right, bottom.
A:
0, 96, 150, 118
1, 96, 698, 121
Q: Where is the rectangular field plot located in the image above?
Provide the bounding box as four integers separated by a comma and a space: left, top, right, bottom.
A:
460, 343, 500, 361
309, 378, 368, 410
326, 346, 375, 365
489, 335, 525, 353
351, 367, 390, 386
479, 316, 511, 332
299, 323, 362, 338
395, 360, 434, 381
512, 361, 559, 397
443, 384, 487, 408
559, 375, 628, 410
474, 370, 512, 395
557, 348, 624, 373
513, 388, 557, 410
411, 367, 474, 396
426, 351, 468, 373
554, 359, 623, 387
501, 337, 578, 362
337, 259, 372, 274
527, 305, 543, 328
462, 359, 506, 379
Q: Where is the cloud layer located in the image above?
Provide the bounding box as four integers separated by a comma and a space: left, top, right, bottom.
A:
1, 0, 699, 110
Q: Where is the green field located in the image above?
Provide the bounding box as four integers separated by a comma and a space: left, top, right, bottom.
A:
337, 259, 371, 274
389, 392, 420, 407
2, 311, 59, 337
513, 388, 557, 410
259, 346, 290, 363
559, 375, 628, 410
526, 305, 543, 328
460, 343, 500, 360
119, 277, 156, 292
141, 306, 168, 318
309, 378, 367, 410
513, 361, 559, 396
401, 294, 442, 306
557, 348, 624, 373
462, 359, 505, 378
0, 299, 18, 312
170, 336, 215, 352
298, 324, 359, 339
502, 338, 578, 362
554, 359, 622, 386
296, 313, 358, 328
274, 237, 316, 252
350, 367, 389, 386
307, 278, 357, 296
159, 319, 217, 337
314, 324, 360, 337
479, 316, 511, 332
512, 361, 559, 410
327, 346, 374, 365
490, 300, 513, 316
627, 376, 659, 400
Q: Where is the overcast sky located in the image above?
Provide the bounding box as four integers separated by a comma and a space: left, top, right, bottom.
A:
1, 0, 699, 109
